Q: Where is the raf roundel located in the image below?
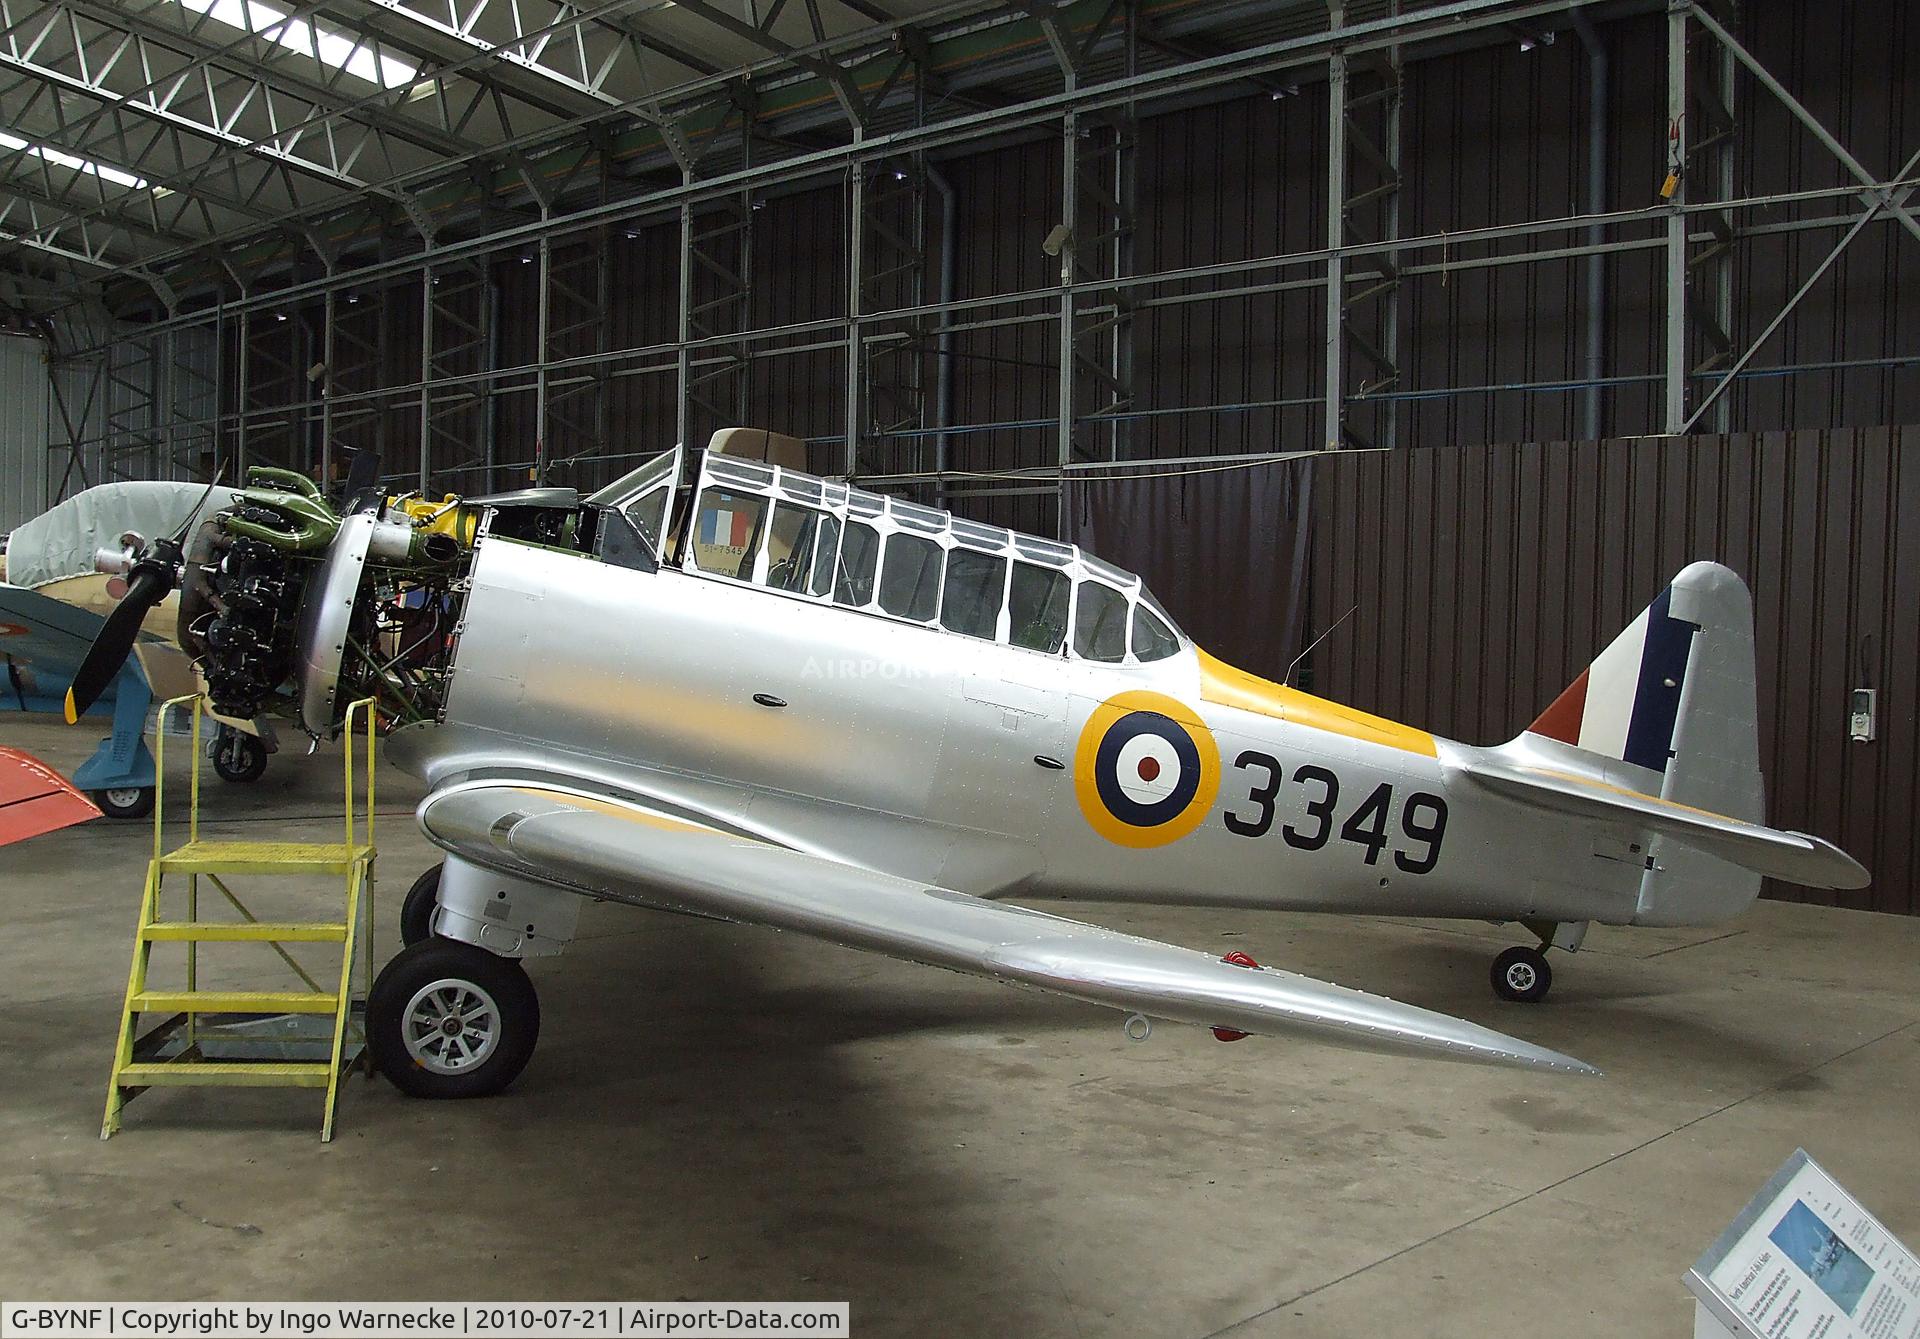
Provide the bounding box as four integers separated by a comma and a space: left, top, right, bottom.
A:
1074, 690, 1221, 848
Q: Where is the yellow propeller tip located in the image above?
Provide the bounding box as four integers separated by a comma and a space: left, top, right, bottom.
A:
63, 687, 78, 725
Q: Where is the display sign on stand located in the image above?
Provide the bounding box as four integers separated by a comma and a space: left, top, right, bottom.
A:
1688, 1149, 1918, 1339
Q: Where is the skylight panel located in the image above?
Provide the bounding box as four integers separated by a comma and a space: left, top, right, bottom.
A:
179, 0, 418, 88
0, 132, 148, 191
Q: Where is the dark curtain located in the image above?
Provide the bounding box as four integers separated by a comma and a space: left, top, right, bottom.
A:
1065, 458, 1314, 680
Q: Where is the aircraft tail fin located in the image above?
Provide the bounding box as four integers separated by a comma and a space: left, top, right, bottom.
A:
1477, 562, 1867, 923
1523, 561, 1760, 817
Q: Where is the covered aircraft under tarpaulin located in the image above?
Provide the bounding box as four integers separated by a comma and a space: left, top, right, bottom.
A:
58, 435, 1868, 1099
2, 481, 280, 818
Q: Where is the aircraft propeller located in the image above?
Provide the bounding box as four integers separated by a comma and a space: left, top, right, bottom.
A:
63, 471, 224, 724
340, 448, 382, 515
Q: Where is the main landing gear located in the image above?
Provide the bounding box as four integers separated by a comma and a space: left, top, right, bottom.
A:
210, 726, 268, 784
398, 862, 444, 947
91, 785, 154, 820
368, 938, 540, 1099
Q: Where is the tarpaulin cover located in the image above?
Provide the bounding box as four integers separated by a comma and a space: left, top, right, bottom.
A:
3, 481, 241, 589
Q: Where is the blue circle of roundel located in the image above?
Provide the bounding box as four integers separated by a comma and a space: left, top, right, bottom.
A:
1093, 711, 1201, 827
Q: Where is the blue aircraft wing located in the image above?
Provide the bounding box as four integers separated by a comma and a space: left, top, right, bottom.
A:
0, 583, 149, 715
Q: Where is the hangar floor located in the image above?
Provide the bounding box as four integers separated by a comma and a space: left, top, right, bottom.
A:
2, 713, 1916, 1338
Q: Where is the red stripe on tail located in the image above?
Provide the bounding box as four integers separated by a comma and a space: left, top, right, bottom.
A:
1528, 668, 1589, 745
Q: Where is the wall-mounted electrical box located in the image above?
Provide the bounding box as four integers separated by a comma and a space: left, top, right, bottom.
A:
1850, 688, 1877, 743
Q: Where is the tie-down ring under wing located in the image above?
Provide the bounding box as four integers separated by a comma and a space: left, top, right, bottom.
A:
417, 782, 1599, 1077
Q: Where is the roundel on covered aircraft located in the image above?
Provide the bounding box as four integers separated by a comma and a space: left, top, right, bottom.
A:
1074, 691, 1220, 847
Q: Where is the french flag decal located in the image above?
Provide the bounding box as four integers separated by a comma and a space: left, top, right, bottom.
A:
1529, 587, 1699, 774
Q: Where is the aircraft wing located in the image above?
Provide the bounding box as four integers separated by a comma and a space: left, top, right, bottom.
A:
1461, 755, 1868, 889
0, 583, 120, 711
418, 781, 1599, 1077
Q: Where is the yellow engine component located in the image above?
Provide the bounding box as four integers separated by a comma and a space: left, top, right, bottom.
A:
390, 495, 480, 548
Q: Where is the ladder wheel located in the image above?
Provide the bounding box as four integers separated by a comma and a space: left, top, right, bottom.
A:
369, 940, 540, 1099
399, 863, 444, 947
212, 730, 268, 784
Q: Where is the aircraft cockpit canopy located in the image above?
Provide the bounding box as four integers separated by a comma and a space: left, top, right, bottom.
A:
660, 448, 1186, 665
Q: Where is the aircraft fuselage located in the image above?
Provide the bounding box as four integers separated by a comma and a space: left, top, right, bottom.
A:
388, 534, 1641, 930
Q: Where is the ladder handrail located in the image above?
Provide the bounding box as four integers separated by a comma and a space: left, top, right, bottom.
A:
152, 693, 204, 865
342, 697, 376, 852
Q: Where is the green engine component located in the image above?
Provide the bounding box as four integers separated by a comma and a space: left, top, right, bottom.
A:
243, 466, 324, 501
220, 481, 342, 553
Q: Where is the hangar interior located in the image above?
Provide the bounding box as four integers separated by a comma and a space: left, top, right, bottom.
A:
1, 0, 1916, 1334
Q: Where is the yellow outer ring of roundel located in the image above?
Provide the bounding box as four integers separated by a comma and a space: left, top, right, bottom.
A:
1073, 690, 1221, 848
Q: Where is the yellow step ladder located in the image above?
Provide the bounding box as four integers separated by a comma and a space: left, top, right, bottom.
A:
103, 695, 379, 1142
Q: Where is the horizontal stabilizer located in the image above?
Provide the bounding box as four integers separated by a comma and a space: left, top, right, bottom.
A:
1463, 755, 1868, 890
420, 782, 1599, 1077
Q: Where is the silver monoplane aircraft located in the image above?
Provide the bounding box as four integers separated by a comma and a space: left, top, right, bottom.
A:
64, 434, 1868, 1097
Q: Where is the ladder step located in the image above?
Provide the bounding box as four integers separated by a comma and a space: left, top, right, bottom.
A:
131, 990, 339, 1014
116, 1061, 334, 1089
142, 922, 348, 943
155, 841, 372, 875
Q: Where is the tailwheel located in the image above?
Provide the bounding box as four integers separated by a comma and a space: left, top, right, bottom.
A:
1490, 945, 1553, 1003
398, 862, 444, 947
369, 939, 540, 1099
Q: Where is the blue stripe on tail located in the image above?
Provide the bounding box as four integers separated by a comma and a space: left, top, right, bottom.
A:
1623, 588, 1698, 773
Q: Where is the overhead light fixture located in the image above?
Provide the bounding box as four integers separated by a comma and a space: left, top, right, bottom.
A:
178, 0, 417, 88
623, 228, 641, 240
276, 312, 289, 321
0, 131, 146, 191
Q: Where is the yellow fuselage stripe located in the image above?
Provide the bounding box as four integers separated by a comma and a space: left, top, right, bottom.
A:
1195, 649, 1438, 758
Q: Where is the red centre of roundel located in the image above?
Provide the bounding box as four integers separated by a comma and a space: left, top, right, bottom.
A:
1136, 756, 1161, 782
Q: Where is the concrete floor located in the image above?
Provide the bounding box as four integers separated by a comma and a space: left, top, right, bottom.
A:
2, 712, 1916, 1338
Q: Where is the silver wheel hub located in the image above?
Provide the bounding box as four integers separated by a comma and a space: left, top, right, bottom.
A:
402, 977, 502, 1075
104, 787, 142, 808
1507, 962, 1538, 992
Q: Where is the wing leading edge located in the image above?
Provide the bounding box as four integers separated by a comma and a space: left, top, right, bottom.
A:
418, 783, 1599, 1077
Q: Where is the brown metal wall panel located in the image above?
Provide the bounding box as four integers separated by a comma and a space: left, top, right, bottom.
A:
1302, 428, 1917, 916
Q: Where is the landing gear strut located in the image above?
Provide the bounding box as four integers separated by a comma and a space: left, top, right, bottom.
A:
1490, 945, 1553, 1003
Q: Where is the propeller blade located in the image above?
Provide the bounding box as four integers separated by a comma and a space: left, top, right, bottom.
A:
168, 466, 227, 545
342, 450, 382, 513
63, 566, 171, 723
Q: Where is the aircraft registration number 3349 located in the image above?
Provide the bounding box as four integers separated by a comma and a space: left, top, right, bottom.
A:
1223, 750, 1450, 874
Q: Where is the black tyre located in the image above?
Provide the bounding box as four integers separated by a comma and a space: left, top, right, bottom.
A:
212, 730, 268, 784
399, 863, 444, 947
368, 939, 540, 1099
1490, 945, 1553, 1003
92, 786, 154, 820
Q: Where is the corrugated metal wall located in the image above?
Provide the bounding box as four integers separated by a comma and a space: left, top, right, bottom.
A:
0, 334, 51, 537
1302, 427, 1918, 917
158, 0, 1918, 498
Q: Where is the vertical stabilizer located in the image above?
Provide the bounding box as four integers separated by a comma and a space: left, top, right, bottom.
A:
1518, 562, 1768, 924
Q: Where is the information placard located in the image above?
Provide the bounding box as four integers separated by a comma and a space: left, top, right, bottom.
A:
1688, 1148, 1919, 1339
